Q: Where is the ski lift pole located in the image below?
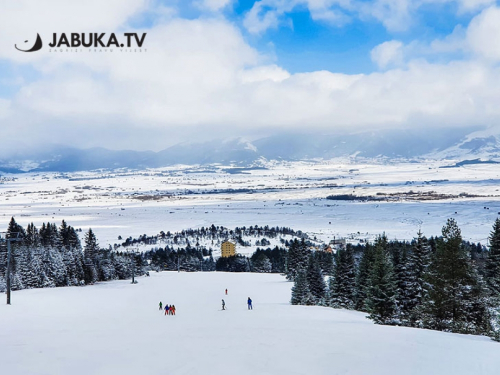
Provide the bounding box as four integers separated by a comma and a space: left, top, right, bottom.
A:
2, 232, 23, 305
128, 247, 139, 284
6, 240, 12, 305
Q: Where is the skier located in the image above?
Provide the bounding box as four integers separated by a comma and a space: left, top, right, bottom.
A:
247, 297, 252, 310
222, 299, 226, 310
159, 301, 163, 311
225, 288, 228, 295
164, 304, 169, 316
171, 305, 176, 315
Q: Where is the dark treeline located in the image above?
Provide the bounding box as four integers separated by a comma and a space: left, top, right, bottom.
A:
142, 245, 288, 274
0, 218, 143, 292
290, 218, 500, 341
215, 247, 288, 273
142, 246, 216, 272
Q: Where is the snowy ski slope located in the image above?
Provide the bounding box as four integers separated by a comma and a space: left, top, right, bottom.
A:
1, 272, 498, 375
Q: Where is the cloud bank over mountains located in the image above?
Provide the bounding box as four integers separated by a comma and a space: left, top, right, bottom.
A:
0, 0, 500, 152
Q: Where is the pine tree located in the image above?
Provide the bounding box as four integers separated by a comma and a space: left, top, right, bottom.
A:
355, 243, 375, 310
67, 227, 82, 250
391, 242, 411, 320
253, 253, 272, 273
25, 223, 40, 247
59, 220, 70, 247
291, 270, 315, 305
365, 234, 398, 324
83, 229, 99, 284
286, 239, 309, 281
404, 230, 432, 326
485, 218, 500, 297
84, 229, 99, 264
29, 249, 48, 288
422, 218, 490, 334
306, 255, 326, 304
7, 217, 25, 239
0, 275, 5, 293
329, 246, 356, 309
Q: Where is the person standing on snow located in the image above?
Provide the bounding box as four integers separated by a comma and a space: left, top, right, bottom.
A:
165, 305, 169, 316
159, 301, 163, 311
225, 289, 228, 295
171, 305, 176, 315
247, 297, 252, 310
222, 299, 226, 310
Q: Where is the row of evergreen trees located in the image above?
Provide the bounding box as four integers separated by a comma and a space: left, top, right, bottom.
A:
143, 245, 288, 273
291, 218, 500, 340
0, 218, 142, 292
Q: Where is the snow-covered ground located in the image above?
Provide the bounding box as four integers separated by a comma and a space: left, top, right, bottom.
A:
1, 271, 498, 375
0, 160, 499, 245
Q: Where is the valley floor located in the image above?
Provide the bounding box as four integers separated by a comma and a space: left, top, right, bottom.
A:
0, 161, 499, 246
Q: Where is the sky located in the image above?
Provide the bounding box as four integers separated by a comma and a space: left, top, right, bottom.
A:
1, 0, 500, 152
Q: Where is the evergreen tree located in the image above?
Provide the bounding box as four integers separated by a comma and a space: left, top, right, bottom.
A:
43, 248, 67, 287
291, 270, 315, 305
315, 251, 334, 276
306, 255, 326, 303
422, 218, 490, 334
84, 229, 99, 264
329, 246, 356, 309
391, 242, 411, 320
7, 217, 25, 239
355, 243, 375, 310
404, 230, 432, 326
286, 239, 309, 281
67, 227, 82, 250
365, 234, 398, 324
59, 220, 70, 248
485, 218, 500, 297
253, 253, 272, 273
0, 275, 5, 293
25, 223, 40, 247
83, 229, 99, 284
15, 246, 33, 288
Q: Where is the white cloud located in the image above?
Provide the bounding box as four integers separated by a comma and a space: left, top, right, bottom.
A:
451, 0, 496, 12
362, 0, 412, 31
466, 5, 500, 61
242, 0, 497, 34
243, 0, 353, 35
240, 65, 291, 83
243, 3, 282, 35
1, 1, 500, 151
371, 40, 404, 69
0, 99, 11, 120
196, 0, 233, 12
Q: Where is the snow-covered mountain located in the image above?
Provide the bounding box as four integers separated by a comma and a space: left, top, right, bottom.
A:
424, 128, 500, 161
1, 127, 499, 172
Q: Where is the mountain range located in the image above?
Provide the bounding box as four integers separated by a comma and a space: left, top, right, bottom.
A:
1, 127, 499, 173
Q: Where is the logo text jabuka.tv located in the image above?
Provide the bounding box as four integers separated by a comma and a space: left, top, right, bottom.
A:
15, 32, 147, 53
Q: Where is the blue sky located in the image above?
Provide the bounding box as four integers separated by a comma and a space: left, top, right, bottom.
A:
144, 0, 494, 74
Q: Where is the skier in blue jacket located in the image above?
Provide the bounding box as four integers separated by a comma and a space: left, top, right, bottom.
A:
247, 297, 252, 310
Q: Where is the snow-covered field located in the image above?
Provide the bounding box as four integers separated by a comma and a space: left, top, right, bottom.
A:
0, 160, 499, 245
1, 271, 498, 375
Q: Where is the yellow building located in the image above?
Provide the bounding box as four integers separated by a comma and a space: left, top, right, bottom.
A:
221, 241, 236, 258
